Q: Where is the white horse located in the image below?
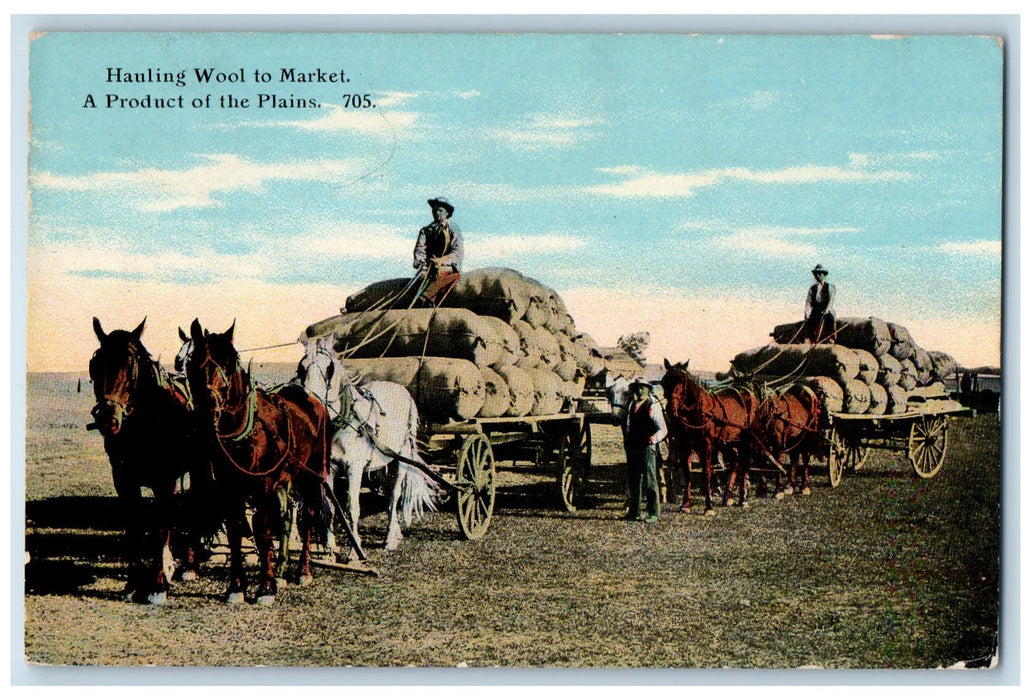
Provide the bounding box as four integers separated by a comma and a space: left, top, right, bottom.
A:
298, 337, 439, 555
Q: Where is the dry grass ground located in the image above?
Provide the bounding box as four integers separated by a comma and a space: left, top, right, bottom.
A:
22, 371, 1000, 669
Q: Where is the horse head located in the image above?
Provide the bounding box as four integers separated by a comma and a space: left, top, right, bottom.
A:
603, 372, 632, 420
174, 326, 193, 376
88, 317, 151, 436
661, 358, 701, 420
186, 319, 252, 436
297, 336, 346, 418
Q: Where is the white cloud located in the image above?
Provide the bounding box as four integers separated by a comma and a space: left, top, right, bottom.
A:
586, 164, 911, 198
485, 113, 601, 150
31, 154, 362, 211
260, 104, 418, 133
939, 240, 1002, 256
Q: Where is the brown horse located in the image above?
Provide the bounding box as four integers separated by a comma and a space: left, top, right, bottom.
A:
186, 319, 332, 605
661, 359, 759, 515
88, 318, 218, 604
755, 384, 823, 496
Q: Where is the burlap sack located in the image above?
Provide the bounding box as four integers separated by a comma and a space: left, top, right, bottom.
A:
928, 351, 958, 382
835, 316, 892, 357
526, 368, 565, 415
731, 344, 860, 384
885, 384, 908, 414
326, 309, 502, 368
573, 333, 606, 378
912, 347, 934, 386
553, 333, 580, 382
877, 353, 902, 387
444, 267, 532, 323
868, 383, 888, 416
510, 319, 544, 369
339, 356, 485, 420
530, 325, 561, 369
494, 365, 535, 417
887, 323, 916, 361
478, 367, 510, 418
770, 321, 809, 345
522, 291, 554, 329
841, 379, 872, 415
342, 278, 416, 313
543, 286, 575, 335
799, 376, 844, 415
898, 358, 918, 391
853, 349, 879, 386
479, 316, 521, 370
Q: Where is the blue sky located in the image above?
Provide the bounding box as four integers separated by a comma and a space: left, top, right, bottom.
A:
26, 32, 1003, 372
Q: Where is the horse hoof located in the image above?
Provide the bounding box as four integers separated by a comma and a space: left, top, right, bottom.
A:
256, 594, 275, 607
704, 509, 717, 517
802, 488, 811, 496
775, 492, 784, 500
226, 591, 245, 606
147, 591, 167, 606
741, 502, 750, 509
275, 577, 288, 589
678, 505, 691, 514
178, 569, 198, 582
295, 574, 313, 588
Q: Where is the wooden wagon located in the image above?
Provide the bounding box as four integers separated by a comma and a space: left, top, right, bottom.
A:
418, 402, 615, 540
824, 391, 968, 487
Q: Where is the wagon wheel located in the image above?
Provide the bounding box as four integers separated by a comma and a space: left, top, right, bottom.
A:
827, 426, 866, 487
909, 415, 948, 479
556, 423, 591, 512
454, 434, 496, 540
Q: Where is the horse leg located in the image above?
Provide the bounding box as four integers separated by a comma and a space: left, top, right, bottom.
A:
678, 447, 693, 514
251, 504, 278, 605
344, 464, 364, 562
224, 505, 248, 605
291, 486, 315, 588
385, 461, 405, 550
273, 484, 294, 582
738, 446, 750, 508
800, 450, 812, 495
701, 444, 716, 516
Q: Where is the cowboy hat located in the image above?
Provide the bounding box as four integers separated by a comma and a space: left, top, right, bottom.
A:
629, 377, 651, 389
811, 264, 829, 276
427, 197, 455, 217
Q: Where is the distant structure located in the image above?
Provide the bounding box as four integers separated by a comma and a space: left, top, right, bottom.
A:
600, 347, 645, 377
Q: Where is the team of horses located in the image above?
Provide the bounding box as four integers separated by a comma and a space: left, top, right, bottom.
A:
89, 317, 440, 607
88, 318, 824, 607
659, 359, 824, 516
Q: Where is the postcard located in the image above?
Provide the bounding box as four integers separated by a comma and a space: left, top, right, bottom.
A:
20, 29, 1004, 673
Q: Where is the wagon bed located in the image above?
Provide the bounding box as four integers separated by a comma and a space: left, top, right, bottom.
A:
824, 395, 969, 487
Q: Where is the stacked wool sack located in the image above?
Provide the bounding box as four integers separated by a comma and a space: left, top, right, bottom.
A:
304, 267, 607, 422
730, 316, 959, 417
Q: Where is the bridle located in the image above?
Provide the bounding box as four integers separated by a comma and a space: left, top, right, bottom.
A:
194, 349, 257, 442
89, 343, 147, 430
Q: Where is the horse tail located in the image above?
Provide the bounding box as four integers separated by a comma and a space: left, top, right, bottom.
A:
396, 458, 439, 527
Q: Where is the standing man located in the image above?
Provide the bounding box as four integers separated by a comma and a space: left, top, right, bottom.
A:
804, 264, 836, 343
623, 378, 667, 524
413, 197, 463, 306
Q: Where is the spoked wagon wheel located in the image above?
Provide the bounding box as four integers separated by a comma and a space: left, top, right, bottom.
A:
454, 433, 496, 540
909, 415, 948, 479
827, 427, 865, 487
556, 422, 591, 512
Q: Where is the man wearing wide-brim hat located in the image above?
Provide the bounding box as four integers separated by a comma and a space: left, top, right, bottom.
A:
804, 264, 836, 343
413, 197, 464, 306
622, 377, 667, 524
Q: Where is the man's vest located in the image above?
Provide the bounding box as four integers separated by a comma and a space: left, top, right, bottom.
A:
422, 223, 455, 261
626, 398, 659, 448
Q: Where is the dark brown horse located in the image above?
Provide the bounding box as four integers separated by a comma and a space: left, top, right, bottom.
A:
88, 318, 218, 604
661, 359, 759, 515
186, 319, 331, 605
755, 384, 823, 496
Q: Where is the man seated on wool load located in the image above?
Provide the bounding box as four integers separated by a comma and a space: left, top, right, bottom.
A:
804, 263, 836, 343
413, 197, 463, 307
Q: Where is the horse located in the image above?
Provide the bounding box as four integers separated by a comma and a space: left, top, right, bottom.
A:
297, 336, 439, 557
186, 319, 332, 605
660, 359, 759, 515
88, 317, 218, 604
754, 384, 823, 497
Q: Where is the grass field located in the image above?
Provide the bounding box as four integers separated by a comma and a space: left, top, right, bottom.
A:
22, 370, 1000, 669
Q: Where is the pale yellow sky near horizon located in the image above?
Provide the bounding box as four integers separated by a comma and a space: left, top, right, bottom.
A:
25, 275, 1000, 376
